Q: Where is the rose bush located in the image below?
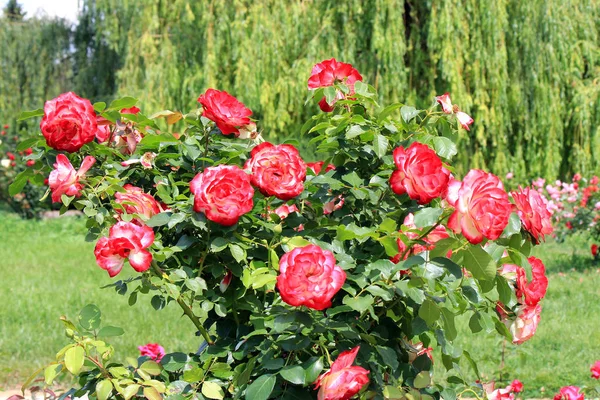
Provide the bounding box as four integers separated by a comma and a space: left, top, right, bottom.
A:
16, 59, 555, 399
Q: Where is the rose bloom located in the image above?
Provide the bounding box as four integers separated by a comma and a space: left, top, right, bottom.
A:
49, 154, 96, 203
219, 270, 233, 293
274, 203, 299, 219
26, 160, 35, 167
323, 195, 344, 215
96, 116, 111, 143
121, 106, 141, 115
591, 360, 600, 379
40, 92, 97, 152
245, 142, 306, 200
308, 58, 363, 112
115, 184, 161, 220
24, 148, 33, 156
314, 346, 369, 400
276, 244, 346, 310
391, 213, 450, 263
6, 151, 15, 160
307, 161, 335, 175
554, 386, 584, 400
573, 173, 582, 182
592, 244, 599, 257
190, 165, 254, 226
487, 384, 515, 400
508, 303, 542, 345
511, 186, 554, 243
510, 380, 524, 393
592, 176, 600, 185
515, 257, 548, 306
94, 221, 155, 277
435, 92, 474, 130
138, 343, 165, 362
390, 143, 450, 204
198, 89, 253, 136
446, 169, 512, 244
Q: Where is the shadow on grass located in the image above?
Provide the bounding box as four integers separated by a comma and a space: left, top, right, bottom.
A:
532, 234, 599, 274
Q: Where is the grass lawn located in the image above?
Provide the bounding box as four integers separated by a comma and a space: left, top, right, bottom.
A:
1, 212, 600, 397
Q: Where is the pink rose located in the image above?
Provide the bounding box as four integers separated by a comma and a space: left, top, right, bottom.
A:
198, 89, 253, 136
554, 386, 584, 400
276, 244, 346, 310
115, 184, 161, 220
274, 204, 299, 219
314, 346, 369, 400
515, 257, 548, 306
390, 143, 450, 204
190, 165, 254, 226
447, 170, 512, 244
323, 195, 344, 215
245, 142, 307, 200
94, 221, 155, 277
591, 360, 600, 379
138, 343, 165, 362
573, 173, 582, 182
308, 58, 363, 112
511, 186, 553, 243
509, 303, 541, 345
40, 92, 97, 152
96, 116, 111, 143
435, 92, 474, 130
48, 154, 96, 203
510, 380, 524, 393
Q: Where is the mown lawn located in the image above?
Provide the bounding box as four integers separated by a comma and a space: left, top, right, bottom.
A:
1, 212, 599, 397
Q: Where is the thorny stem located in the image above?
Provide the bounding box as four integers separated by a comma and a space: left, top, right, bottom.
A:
150, 261, 214, 345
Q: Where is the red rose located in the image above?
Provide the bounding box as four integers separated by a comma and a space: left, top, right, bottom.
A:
40, 92, 97, 152
515, 257, 548, 306
554, 386, 584, 400
314, 346, 369, 400
591, 176, 599, 185
592, 244, 599, 257
24, 148, 33, 156
245, 142, 306, 200
447, 170, 512, 244
198, 89, 253, 136
190, 165, 254, 226
96, 116, 112, 143
307, 161, 335, 175
48, 154, 96, 203
6, 152, 15, 160
115, 184, 161, 220
391, 213, 450, 263
308, 58, 363, 112
94, 221, 154, 277
121, 106, 141, 115
511, 186, 553, 243
508, 303, 541, 345
510, 380, 523, 393
276, 244, 346, 310
591, 361, 600, 379
138, 343, 165, 362
390, 143, 450, 204
26, 160, 35, 167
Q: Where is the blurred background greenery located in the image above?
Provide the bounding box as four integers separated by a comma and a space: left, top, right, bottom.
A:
1, 0, 599, 182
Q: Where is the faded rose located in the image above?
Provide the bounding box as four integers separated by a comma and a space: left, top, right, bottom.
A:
308, 58, 363, 112
190, 165, 254, 226
49, 154, 96, 203
390, 143, 450, 204
40, 92, 97, 152
435, 92, 474, 130
511, 186, 553, 243
115, 184, 161, 220
276, 244, 346, 310
447, 170, 512, 244
509, 303, 541, 345
138, 343, 165, 362
198, 89, 253, 136
94, 221, 155, 277
245, 142, 306, 200
554, 386, 584, 400
314, 346, 369, 400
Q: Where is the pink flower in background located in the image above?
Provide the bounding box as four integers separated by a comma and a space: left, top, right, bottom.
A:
138, 343, 165, 362
591, 360, 600, 379
510, 380, 524, 393
94, 221, 155, 277
435, 93, 453, 114
505, 172, 514, 180
533, 178, 546, 188
314, 346, 369, 400
573, 173, 582, 182
48, 154, 96, 203
553, 386, 584, 400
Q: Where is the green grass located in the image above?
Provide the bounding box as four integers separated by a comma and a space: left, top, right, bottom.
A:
1, 213, 599, 397
0, 212, 199, 389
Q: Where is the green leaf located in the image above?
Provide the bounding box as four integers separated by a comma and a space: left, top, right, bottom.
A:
280, 365, 305, 385
96, 379, 113, 400
64, 346, 84, 375
502, 212, 522, 237
183, 367, 204, 382
97, 326, 124, 337
342, 171, 362, 187
378, 103, 403, 122
146, 213, 171, 227
401, 106, 419, 122
413, 208, 443, 228
201, 382, 224, 400
93, 102, 107, 112
78, 304, 101, 330
143, 386, 162, 400
140, 360, 162, 376
441, 308, 457, 341
376, 346, 399, 371
462, 245, 497, 281
16, 138, 40, 151
373, 134, 389, 158
302, 357, 323, 384
108, 96, 138, 111
229, 244, 247, 263
122, 384, 140, 400
343, 294, 374, 313
418, 299, 440, 326
414, 371, 431, 388
17, 108, 44, 121
432, 136, 458, 159
245, 374, 276, 400
44, 364, 62, 385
